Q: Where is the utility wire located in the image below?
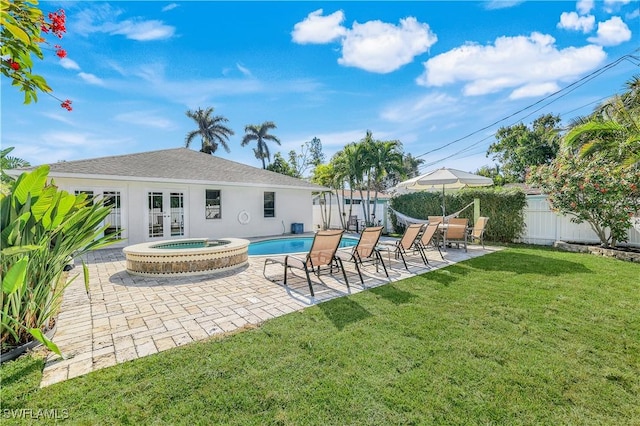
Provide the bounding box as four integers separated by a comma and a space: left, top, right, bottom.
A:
413, 50, 640, 172
413, 50, 640, 161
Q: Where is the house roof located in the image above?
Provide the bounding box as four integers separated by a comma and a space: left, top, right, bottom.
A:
16, 148, 327, 191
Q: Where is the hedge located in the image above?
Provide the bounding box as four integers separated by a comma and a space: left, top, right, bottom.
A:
389, 187, 526, 242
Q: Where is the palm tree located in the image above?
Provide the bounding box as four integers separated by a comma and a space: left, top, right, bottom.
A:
369, 139, 405, 218
241, 121, 281, 169
185, 107, 235, 154
1, 147, 30, 184
564, 75, 640, 168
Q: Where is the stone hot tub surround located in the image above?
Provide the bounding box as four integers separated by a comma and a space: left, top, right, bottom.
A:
123, 238, 250, 277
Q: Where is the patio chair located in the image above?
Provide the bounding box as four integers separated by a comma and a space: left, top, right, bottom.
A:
263, 229, 349, 297
380, 223, 424, 270
415, 222, 444, 263
469, 217, 489, 248
347, 215, 360, 232
337, 226, 388, 285
428, 216, 444, 225
444, 218, 469, 252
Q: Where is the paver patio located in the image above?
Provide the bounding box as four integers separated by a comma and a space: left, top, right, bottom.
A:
40, 238, 500, 387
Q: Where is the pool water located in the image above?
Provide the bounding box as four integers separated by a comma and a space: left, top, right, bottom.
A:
248, 236, 358, 256
152, 240, 229, 249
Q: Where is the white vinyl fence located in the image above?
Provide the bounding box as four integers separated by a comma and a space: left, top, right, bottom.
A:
312, 200, 390, 233
313, 194, 640, 247
518, 195, 640, 246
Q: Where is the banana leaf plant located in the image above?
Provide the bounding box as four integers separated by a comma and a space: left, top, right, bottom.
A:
1, 165, 121, 356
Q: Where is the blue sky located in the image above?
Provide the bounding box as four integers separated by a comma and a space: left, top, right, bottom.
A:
2, 0, 638, 176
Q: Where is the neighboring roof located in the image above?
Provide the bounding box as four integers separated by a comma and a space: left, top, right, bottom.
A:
14, 148, 327, 191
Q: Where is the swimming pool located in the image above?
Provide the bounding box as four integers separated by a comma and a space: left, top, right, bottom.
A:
248, 236, 358, 256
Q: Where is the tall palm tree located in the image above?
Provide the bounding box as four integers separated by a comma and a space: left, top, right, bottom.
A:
333, 142, 367, 224
241, 121, 281, 169
369, 139, 405, 215
185, 107, 235, 154
564, 75, 640, 168
1, 147, 30, 184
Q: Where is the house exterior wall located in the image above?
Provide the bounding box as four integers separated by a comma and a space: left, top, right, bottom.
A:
52, 176, 314, 247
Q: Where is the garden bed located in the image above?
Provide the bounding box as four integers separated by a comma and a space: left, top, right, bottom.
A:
554, 241, 640, 263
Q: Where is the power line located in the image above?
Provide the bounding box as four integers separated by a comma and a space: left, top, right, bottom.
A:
413, 50, 640, 162
413, 50, 640, 172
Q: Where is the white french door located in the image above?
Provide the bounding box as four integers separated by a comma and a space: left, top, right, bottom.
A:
148, 191, 185, 239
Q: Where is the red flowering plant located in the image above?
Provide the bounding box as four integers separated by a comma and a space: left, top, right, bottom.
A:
529, 151, 640, 247
1, 0, 72, 110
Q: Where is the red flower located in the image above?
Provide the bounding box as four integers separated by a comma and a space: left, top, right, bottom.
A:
56, 48, 67, 58
8, 59, 20, 70
48, 10, 66, 38
60, 99, 73, 111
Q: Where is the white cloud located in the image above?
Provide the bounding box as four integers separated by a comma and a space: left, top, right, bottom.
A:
510, 82, 560, 99
73, 4, 175, 41
338, 17, 437, 74
587, 16, 632, 46
292, 11, 437, 74
114, 111, 175, 129
43, 131, 98, 147
161, 3, 178, 12
381, 92, 458, 123
78, 72, 105, 86
577, 0, 594, 15
604, 0, 631, 13
627, 8, 640, 20
59, 58, 81, 70
484, 1, 525, 10
236, 63, 252, 77
42, 112, 76, 126
291, 9, 347, 44
109, 20, 175, 41
557, 12, 595, 33
418, 32, 606, 99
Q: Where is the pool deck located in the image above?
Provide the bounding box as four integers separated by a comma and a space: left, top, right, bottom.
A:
39, 235, 501, 387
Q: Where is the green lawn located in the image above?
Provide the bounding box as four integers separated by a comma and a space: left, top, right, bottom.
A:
2, 246, 639, 425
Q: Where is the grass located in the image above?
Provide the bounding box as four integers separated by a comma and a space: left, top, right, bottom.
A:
1, 246, 639, 425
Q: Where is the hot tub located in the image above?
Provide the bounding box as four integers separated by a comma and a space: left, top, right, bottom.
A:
123, 238, 249, 277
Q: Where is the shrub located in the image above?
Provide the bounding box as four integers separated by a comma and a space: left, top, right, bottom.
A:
529, 153, 640, 247
1, 166, 120, 355
389, 187, 526, 242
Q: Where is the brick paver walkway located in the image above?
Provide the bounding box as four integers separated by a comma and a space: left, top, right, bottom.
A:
40, 240, 500, 387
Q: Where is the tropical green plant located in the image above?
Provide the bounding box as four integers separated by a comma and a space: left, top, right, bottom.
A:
382, 153, 424, 189
287, 137, 324, 178
265, 152, 298, 178
185, 107, 235, 154
564, 76, 640, 169
241, 121, 281, 169
311, 163, 341, 229
1, 165, 120, 355
390, 187, 526, 242
332, 143, 365, 223
487, 113, 562, 183
475, 164, 506, 186
529, 151, 640, 247
366, 136, 405, 221
1, 147, 30, 197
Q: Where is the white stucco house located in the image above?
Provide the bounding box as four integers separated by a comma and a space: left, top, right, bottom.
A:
15, 148, 327, 247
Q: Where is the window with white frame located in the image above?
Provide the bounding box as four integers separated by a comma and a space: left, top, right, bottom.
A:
205, 189, 221, 219
264, 191, 275, 218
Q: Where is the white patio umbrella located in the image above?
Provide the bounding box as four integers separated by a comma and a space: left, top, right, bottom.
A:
392, 167, 493, 217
